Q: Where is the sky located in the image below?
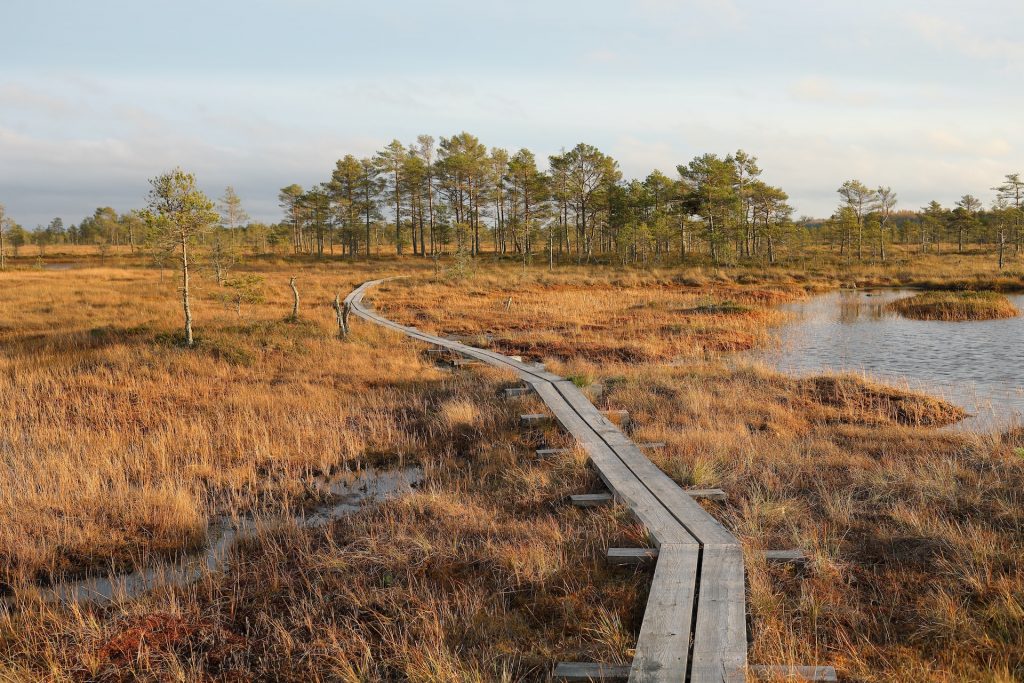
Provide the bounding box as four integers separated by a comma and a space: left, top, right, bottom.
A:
1, 0, 1022, 227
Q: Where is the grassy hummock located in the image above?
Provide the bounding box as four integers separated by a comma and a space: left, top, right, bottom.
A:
887, 290, 1019, 321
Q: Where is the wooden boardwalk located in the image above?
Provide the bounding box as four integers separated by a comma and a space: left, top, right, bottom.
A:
345, 278, 749, 682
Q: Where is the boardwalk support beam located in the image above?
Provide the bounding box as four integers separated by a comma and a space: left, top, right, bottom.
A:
570, 493, 613, 507
749, 665, 838, 681
519, 413, 550, 427
607, 547, 658, 566
553, 663, 630, 682
687, 488, 728, 502
765, 549, 808, 565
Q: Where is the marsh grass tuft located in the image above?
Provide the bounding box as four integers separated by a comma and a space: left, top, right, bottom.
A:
888, 290, 1019, 321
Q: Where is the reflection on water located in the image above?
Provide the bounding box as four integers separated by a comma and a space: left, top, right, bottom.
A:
756, 289, 1024, 431
4, 466, 422, 606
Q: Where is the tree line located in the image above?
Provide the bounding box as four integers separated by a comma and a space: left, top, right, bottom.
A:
276, 134, 796, 267
276, 132, 1022, 268
1, 132, 1021, 270
822, 176, 1024, 268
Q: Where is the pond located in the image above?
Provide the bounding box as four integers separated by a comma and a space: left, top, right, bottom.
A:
755, 289, 1024, 431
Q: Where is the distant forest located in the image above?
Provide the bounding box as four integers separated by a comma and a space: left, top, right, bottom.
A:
3, 132, 1022, 267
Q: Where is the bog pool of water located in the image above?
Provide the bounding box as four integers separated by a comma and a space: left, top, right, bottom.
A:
5, 466, 422, 606
752, 289, 1024, 431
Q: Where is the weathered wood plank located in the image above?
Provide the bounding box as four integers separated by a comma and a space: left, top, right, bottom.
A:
571, 493, 613, 508
765, 549, 807, 564
687, 488, 727, 502
607, 547, 658, 566
536, 447, 569, 458
342, 291, 545, 386
551, 380, 737, 547
749, 665, 838, 681
349, 284, 698, 552
690, 544, 748, 683
529, 381, 697, 548
553, 663, 631, 682
628, 544, 699, 683
520, 413, 551, 427
453, 343, 564, 383
443, 333, 495, 344
431, 337, 563, 383
503, 386, 531, 397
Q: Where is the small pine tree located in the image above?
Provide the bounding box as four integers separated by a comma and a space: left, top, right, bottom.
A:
142, 169, 219, 347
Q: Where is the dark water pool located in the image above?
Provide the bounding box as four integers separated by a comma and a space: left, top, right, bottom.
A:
754, 289, 1024, 431
4, 466, 422, 606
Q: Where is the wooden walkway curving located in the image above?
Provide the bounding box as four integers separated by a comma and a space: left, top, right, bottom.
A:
345, 278, 749, 682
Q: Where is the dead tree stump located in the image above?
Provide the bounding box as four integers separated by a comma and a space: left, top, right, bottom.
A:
289, 277, 299, 321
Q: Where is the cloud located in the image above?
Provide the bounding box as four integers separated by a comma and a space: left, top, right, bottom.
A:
924, 128, 1012, 158
907, 13, 1024, 70
0, 83, 78, 116
788, 77, 881, 106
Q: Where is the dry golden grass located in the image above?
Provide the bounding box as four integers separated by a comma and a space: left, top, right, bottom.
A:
376, 267, 1024, 682
0, 262, 448, 586
371, 267, 806, 362
1, 253, 1022, 681
0, 258, 658, 680
2, 367, 650, 680
737, 246, 1024, 292
887, 290, 1019, 321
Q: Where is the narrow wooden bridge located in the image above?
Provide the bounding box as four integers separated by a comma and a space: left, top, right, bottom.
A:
345, 279, 834, 683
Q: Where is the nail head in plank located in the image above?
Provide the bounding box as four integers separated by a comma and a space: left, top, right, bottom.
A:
570, 493, 612, 508
749, 665, 838, 681
553, 663, 630, 682
607, 547, 658, 566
